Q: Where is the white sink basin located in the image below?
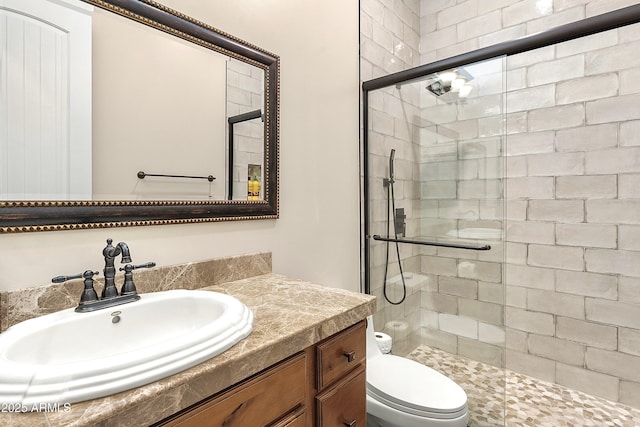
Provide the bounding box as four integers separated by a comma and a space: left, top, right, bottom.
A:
0, 289, 253, 405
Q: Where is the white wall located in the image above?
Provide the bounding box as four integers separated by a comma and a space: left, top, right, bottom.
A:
0, 0, 361, 293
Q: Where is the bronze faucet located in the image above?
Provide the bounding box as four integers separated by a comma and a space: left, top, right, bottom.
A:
51, 239, 155, 312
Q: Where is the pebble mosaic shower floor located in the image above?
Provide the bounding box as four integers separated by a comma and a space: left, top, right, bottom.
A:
406, 345, 640, 427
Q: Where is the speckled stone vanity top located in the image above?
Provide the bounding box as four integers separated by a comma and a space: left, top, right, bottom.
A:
0, 272, 376, 427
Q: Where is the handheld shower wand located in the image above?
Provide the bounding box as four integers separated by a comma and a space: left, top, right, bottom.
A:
383, 148, 406, 305
389, 148, 395, 183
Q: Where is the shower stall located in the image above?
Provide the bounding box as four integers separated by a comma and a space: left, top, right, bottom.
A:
363, 4, 640, 425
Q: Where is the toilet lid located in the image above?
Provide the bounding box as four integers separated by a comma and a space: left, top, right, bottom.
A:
367, 354, 468, 419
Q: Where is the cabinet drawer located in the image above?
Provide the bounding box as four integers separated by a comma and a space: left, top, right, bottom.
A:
316, 320, 366, 390
316, 365, 366, 427
160, 352, 306, 427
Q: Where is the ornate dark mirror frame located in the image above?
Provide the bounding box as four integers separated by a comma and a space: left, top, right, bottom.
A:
0, 0, 279, 233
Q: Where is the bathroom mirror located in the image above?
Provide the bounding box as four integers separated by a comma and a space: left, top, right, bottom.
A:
0, 0, 279, 232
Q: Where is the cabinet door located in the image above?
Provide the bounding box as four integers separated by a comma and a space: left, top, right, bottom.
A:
316, 365, 366, 427
161, 352, 306, 427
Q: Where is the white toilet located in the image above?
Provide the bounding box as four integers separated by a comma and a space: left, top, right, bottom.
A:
366, 317, 470, 427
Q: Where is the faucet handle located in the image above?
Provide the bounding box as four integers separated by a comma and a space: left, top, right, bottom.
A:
52, 271, 100, 306
52, 272, 84, 283
126, 262, 156, 270
118, 262, 155, 295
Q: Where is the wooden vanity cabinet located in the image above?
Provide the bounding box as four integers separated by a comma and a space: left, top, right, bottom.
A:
155, 320, 366, 427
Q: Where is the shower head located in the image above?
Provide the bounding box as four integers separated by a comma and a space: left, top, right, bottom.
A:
389, 149, 395, 181
425, 67, 474, 100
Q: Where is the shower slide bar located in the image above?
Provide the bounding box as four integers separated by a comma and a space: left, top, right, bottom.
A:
372, 235, 490, 251
137, 171, 215, 182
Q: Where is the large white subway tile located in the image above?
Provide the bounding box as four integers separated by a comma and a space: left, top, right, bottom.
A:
556, 223, 617, 248
436, 0, 479, 29
620, 327, 640, 357
528, 334, 584, 366
527, 289, 585, 319
586, 93, 640, 124
457, 10, 501, 41
557, 73, 619, 105
528, 200, 584, 223
586, 347, 640, 383
505, 177, 554, 199
528, 152, 585, 177
506, 349, 556, 382
528, 55, 585, 87
439, 313, 478, 339
586, 0, 640, 17
586, 40, 640, 75
506, 307, 555, 335
439, 276, 478, 298
556, 123, 618, 152
529, 103, 585, 131
459, 298, 504, 325
506, 131, 555, 156
620, 120, 640, 147
620, 225, 640, 251
621, 380, 640, 408
556, 363, 620, 401
620, 277, 640, 305
586, 298, 640, 329
478, 322, 506, 345
587, 200, 640, 225
556, 28, 618, 57
586, 249, 640, 277
480, 24, 527, 48
557, 317, 618, 349
528, 244, 585, 271
458, 259, 502, 283
506, 85, 555, 113
620, 68, 640, 95
585, 148, 640, 174
556, 175, 618, 199
458, 337, 504, 365
506, 220, 555, 244
503, 0, 553, 27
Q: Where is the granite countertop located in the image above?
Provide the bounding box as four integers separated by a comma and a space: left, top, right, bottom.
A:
0, 273, 376, 427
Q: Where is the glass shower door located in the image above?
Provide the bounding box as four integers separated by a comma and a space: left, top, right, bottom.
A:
365, 55, 507, 427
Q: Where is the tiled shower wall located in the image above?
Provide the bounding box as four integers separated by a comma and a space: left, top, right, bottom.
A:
418, 0, 640, 408
361, 0, 423, 346
362, 0, 640, 410
226, 58, 264, 200
502, 27, 640, 407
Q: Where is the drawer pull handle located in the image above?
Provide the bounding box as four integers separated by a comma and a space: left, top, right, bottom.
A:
344, 420, 356, 427
343, 351, 356, 362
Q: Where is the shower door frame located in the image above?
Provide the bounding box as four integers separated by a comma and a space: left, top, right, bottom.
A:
361, 3, 640, 295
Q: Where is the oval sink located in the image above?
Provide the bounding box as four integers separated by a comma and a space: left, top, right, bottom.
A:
0, 289, 253, 405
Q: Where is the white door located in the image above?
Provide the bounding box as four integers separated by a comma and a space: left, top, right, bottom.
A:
0, 0, 92, 200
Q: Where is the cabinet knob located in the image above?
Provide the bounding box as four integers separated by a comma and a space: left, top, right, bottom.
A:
343, 420, 356, 427
343, 351, 356, 362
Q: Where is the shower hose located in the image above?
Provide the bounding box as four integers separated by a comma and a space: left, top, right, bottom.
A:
383, 168, 407, 305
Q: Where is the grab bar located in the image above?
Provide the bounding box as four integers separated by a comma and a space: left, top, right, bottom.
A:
372, 234, 491, 251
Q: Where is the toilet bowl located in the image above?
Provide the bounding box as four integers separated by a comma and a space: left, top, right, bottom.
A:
366, 317, 469, 427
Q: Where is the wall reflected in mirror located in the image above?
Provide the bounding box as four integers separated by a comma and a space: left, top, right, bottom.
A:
1, 1, 265, 202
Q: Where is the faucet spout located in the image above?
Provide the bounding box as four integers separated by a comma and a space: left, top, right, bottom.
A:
102, 239, 132, 298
